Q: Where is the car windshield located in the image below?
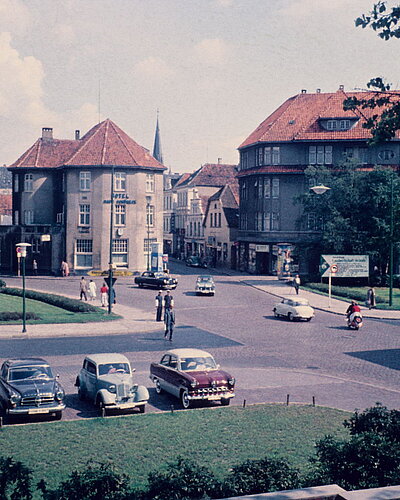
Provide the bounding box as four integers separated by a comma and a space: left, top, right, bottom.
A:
154, 273, 168, 278
180, 356, 217, 371
98, 363, 130, 376
294, 299, 310, 306
9, 365, 53, 381
197, 276, 213, 283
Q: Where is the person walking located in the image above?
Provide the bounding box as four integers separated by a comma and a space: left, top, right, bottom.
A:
293, 274, 301, 295
164, 290, 174, 311
100, 282, 108, 307
367, 287, 376, 309
88, 279, 97, 301
164, 306, 175, 341
79, 277, 88, 301
155, 291, 163, 321
32, 259, 38, 276
61, 260, 66, 277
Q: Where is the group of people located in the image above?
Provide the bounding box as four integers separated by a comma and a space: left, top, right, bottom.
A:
155, 290, 175, 341
79, 277, 110, 307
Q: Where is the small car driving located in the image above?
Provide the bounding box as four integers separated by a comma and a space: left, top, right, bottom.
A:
0, 358, 65, 420
273, 296, 314, 321
134, 271, 178, 289
75, 353, 149, 415
150, 348, 235, 409
195, 275, 215, 295
186, 256, 207, 268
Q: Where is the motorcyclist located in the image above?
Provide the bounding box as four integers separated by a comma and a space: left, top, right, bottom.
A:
346, 300, 361, 322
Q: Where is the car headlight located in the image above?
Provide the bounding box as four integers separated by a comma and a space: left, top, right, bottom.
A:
190, 380, 198, 388
107, 385, 116, 393
163, 280, 169, 284
10, 391, 21, 406
55, 389, 65, 401
228, 378, 235, 386
129, 384, 138, 395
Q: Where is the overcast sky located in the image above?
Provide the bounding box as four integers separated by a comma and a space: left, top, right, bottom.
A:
1, 0, 399, 172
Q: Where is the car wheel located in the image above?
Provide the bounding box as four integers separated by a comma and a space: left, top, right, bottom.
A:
53, 411, 62, 420
220, 398, 230, 406
77, 384, 85, 400
180, 390, 190, 409
138, 405, 145, 414
306, 317, 312, 322
273, 309, 279, 318
155, 379, 163, 395
288, 313, 294, 321
97, 397, 106, 416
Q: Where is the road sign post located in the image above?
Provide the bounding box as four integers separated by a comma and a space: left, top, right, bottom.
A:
328, 264, 338, 309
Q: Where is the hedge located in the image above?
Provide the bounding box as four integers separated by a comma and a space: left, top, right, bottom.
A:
0, 311, 40, 321
305, 283, 385, 304
0, 288, 99, 313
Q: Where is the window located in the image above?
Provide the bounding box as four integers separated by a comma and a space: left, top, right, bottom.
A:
114, 172, 126, 191
255, 212, 263, 231
218, 212, 221, 227
146, 174, 155, 193
263, 212, 271, 231
264, 147, 271, 165
115, 204, 126, 226
257, 148, 264, 166
326, 119, 351, 130
272, 147, 280, 165
80, 171, 91, 191
112, 239, 128, 266
24, 174, 33, 192
241, 181, 247, 200
264, 178, 270, 198
14, 210, 19, 225
263, 147, 280, 165
189, 222, 193, 236
241, 151, 248, 170
14, 175, 19, 193
271, 212, 279, 230
79, 204, 90, 226
378, 150, 395, 161
75, 239, 93, 268
240, 213, 248, 230
24, 210, 34, 224
343, 147, 353, 160
56, 212, 64, 224
358, 147, 368, 164
146, 205, 154, 227
272, 178, 279, 199
144, 238, 157, 252
309, 145, 332, 165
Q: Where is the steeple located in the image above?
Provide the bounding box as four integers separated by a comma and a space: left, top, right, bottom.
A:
152, 110, 164, 164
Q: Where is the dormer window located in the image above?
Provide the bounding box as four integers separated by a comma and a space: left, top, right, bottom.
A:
321, 119, 356, 131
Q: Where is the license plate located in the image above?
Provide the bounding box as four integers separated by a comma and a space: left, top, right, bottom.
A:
28, 408, 49, 414
118, 403, 134, 409
207, 395, 222, 400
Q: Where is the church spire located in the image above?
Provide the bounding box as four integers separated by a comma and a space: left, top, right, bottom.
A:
152, 110, 164, 164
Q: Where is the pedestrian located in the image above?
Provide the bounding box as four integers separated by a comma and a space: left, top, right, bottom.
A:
109, 286, 116, 305
367, 287, 376, 309
164, 290, 174, 311
79, 277, 88, 301
164, 306, 175, 341
155, 291, 163, 321
88, 279, 97, 301
60, 260, 66, 277
293, 274, 300, 295
100, 282, 108, 307
32, 259, 38, 276
64, 261, 70, 277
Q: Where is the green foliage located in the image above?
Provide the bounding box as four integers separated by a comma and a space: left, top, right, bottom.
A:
0, 288, 98, 313
344, 403, 400, 441
0, 280, 6, 289
0, 456, 33, 500
37, 461, 131, 500
305, 283, 385, 304
0, 312, 40, 321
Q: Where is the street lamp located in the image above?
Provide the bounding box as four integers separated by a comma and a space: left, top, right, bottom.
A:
16, 242, 31, 333
108, 166, 115, 314
310, 184, 331, 195
146, 195, 151, 271
389, 170, 394, 306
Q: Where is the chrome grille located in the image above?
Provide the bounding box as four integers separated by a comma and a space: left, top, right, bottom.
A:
116, 383, 130, 398
21, 395, 55, 406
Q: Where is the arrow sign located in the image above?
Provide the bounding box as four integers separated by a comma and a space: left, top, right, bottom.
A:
330, 264, 338, 273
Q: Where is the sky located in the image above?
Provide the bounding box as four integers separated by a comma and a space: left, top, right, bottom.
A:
1, 0, 399, 173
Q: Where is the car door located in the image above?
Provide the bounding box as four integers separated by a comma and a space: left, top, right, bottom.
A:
83, 360, 98, 400
154, 355, 171, 392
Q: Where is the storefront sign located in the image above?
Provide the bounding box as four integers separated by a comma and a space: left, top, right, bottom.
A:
255, 245, 269, 252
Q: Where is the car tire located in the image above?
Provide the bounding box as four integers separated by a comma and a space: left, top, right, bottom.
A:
77, 384, 85, 400
220, 398, 230, 406
155, 379, 163, 395
180, 390, 190, 409
273, 309, 279, 318
54, 411, 62, 420
97, 397, 106, 416
306, 317, 312, 322
288, 313, 294, 321
138, 405, 145, 414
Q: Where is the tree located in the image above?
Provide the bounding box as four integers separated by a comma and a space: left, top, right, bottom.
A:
0, 457, 33, 500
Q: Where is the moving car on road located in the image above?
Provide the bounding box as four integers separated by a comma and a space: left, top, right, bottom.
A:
75, 353, 149, 415
0, 358, 65, 421
134, 271, 178, 289
150, 348, 235, 409
195, 275, 215, 295
273, 296, 314, 321
186, 256, 207, 268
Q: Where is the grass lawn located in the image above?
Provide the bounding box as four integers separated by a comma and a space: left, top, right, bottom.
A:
0, 294, 120, 324
0, 404, 350, 492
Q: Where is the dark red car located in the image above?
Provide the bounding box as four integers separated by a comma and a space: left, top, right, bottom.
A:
150, 348, 235, 409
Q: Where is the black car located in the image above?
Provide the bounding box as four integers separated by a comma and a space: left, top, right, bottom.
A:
0, 358, 65, 421
186, 256, 207, 268
134, 271, 178, 289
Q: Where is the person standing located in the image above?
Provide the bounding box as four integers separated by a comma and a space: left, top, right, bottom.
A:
155, 291, 163, 321
79, 277, 88, 301
164, 290, 174, 311
367, 287, 376, 309
32, 259, 38, 276
293, 274, 301, 295
61, 260, 66, 277
164, 306, 175, 341
88, 279, 97, 301
100, 282, 108, 307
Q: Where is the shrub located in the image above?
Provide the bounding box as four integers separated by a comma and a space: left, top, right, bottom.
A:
0, 312, 40, 321
0, 279, 6, 288
0, 288, 99, 313
0, 456, 33, 500
305, 283, 385, 304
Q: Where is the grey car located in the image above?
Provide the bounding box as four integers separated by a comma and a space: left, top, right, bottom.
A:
75, 353, 149, 415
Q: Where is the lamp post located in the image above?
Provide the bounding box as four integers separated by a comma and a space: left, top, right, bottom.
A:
310, 184, 331, 195
16, 243, 31, 333
108, 166, 115, 314
146, 195, 151, 271
389, 170, 394, 306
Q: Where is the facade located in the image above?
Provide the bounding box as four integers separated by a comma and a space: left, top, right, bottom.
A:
203, 185, 239, 268
163, 171, 181, 256
8, 119, 165, 274
237, 87, 400, 275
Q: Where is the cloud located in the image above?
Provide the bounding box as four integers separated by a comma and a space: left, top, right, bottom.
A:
134, 56, 174, 78
194, 38, 229, 66
0, 0, 30, 33
52, 23, 76, 46
215, 0, 233, 6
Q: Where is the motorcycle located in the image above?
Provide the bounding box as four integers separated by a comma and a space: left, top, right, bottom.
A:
347, 312, 363, 330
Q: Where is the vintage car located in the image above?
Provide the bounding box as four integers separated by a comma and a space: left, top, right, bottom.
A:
186, 256, 207, 268
273, 296, 314, 321
195, 275, 215, 295
134, 271, 178, 289
75, 353, 149, 415
150, 348, 235, 409
0, 358, 65, 420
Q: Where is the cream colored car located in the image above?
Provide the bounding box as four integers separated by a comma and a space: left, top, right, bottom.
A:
273, 297, 314, 321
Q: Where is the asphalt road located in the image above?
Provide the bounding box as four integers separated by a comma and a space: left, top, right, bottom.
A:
1, 262, 400, 424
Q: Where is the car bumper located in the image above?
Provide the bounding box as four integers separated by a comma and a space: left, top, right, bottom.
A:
105, 401, 147, 410
196, 289, 215, 294
8, 403, 66, 415
188, 391, 234, 401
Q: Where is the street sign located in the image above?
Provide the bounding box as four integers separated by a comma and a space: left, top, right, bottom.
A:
104, 277, 117, 287
320, 255, 369, 278
330, 264, 338, 273
16, 247, 21, 254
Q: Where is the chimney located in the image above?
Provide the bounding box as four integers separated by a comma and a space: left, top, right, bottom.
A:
42, 127, 53, 139
301, 89, 307, 94
218, 157, 222, 164
75, 130, 80, 140
316, 88, 321, 93
339, 84, 344, 91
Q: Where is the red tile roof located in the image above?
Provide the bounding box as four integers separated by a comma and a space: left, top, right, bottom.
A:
239, 89, 400, 148
179, 163, 238, 188
9, 119, 165, 170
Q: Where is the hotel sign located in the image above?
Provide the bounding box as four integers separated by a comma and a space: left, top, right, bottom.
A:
103, 194, 136, 204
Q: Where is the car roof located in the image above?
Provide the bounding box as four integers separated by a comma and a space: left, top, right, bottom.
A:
84, 353, 130, 364
197, 275, 213, 279
166, 348, 212, 358
280, 296, 310, 304
5, 358, 49, 367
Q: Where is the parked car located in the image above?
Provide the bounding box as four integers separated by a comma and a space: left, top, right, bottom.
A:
134, 271, 178, 289
273, 296, 314, 321
0, 358, 65, 420
186, 256, 207, 268
195, 275, 215, 295
150, 348, 235, 409
75, 353, 149, 415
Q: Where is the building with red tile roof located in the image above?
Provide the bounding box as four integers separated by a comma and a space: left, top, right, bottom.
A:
236, 87, 400, 275
7, 119, 166, 274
